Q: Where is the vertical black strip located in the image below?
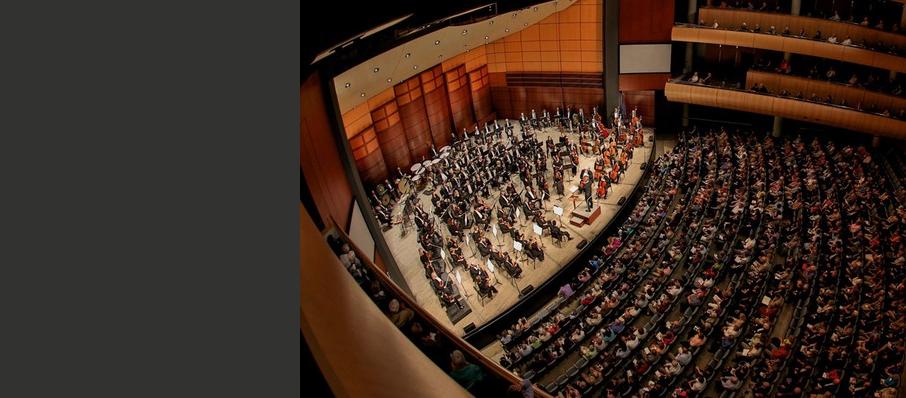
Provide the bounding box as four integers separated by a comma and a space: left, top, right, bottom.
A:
604, 0, 620, 118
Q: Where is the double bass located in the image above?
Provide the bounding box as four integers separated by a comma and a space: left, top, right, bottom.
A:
596, 177, 608, 199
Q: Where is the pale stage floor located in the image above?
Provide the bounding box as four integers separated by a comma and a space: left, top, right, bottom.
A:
382, 121, 655, 336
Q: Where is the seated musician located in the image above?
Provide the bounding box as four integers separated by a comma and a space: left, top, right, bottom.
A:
429, 271, 462, 309
477, 237, 492, 258
501, 253, 523, 278
553, 169, 565, 196
549, 220, 573, 242
446, 237, 463, 258
597, 176, 608, 199
528, 238, 545, 262
374, 203, 392, 227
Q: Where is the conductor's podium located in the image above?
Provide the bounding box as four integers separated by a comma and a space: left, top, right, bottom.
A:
569, 205, 601, 227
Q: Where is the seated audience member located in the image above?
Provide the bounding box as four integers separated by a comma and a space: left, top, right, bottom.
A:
449, 350, 485, 390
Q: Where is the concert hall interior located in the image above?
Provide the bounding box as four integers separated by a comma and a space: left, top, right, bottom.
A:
301, 0, 906, 397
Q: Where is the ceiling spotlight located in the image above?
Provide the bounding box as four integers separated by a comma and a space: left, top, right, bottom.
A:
360, 92, 366, 97
512, 12, 517, 17
373, 67, 380, 73
489, 20, 494, 25
524, 23, 528, 27
434, 40, 440, 45
387, 78, 392, 83
344, 82, 351, 88
413, 65, 418, 69
484, 35, 489, 40
462, 29, 468, 35
405, 52, 411, 58
505, 28, 510, 32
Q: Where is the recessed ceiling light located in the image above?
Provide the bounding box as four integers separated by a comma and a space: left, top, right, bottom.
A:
344, 82, 351, 88
434, 40, 440, 45
360, 92, 366, 97
373, 67, 380, 73
405, 52, 411, 58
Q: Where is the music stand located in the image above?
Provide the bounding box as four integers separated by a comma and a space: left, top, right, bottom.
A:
486, 259, 502, 286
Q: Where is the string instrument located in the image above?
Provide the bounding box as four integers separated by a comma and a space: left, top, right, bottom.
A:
597, 178, 608, 199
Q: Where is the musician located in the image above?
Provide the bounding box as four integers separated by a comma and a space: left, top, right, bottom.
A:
429, 271, 462, 309
554, 168, 565, 196
468, 263, 498, 297
501, 252, 522, 278
375, 203, 393, 227
596, 176, 608, 199
580, 169, 594, 211
540, 179, 551, 201
477, 236, 492, 258
550, 220, 572, 242
527, 238, 545, 262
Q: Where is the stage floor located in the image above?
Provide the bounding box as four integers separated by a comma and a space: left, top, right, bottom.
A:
382, 122, 655, 335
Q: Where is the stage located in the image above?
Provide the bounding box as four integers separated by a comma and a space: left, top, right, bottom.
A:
381, 121, 655, 334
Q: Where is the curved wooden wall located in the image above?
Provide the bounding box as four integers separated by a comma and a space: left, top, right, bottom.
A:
745, 70, 906, 113
394, 76, 432, 162
420, 66, 454, 150
469, 65, 494, 126
301, 72, 355, 229
665, 81, 906, 139
445, 64, 476, 135
371, 100, 412, 174
699, 8, 906, 51
672, 25, 906, 73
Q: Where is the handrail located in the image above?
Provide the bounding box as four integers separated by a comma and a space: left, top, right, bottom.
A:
699, 7, 906, 48
330, 219, 553, 398
670, 24, 906, 74
664, 79, 906, 139
744, 69, 906, 113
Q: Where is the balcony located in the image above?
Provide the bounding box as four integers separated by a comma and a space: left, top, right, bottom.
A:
671, 22, 906, 73
664, 78, 906, 139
